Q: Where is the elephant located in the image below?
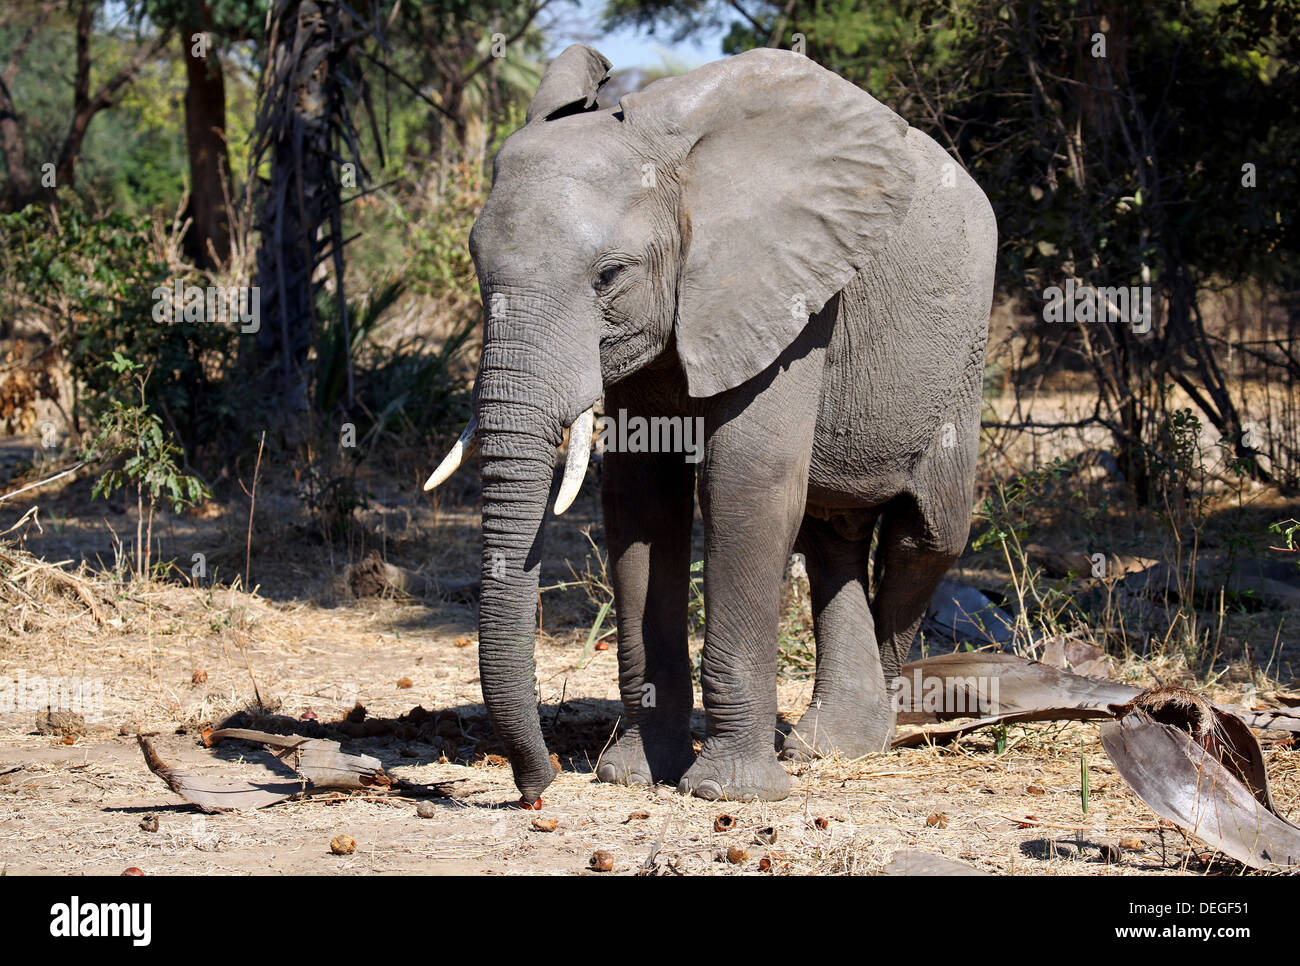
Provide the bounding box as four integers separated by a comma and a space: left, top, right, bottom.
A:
425, 43, 997, 803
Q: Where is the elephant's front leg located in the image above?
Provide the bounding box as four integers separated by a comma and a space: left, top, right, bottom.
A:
678, 332, 827, 802
595, 393, 698, 787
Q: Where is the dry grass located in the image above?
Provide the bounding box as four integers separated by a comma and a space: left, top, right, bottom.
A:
0, 376, 1297, 875
1, 525, 1297, 876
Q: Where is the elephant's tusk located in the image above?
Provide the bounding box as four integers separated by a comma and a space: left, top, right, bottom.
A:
423, 416, 478, 491
553, 408, 594, 515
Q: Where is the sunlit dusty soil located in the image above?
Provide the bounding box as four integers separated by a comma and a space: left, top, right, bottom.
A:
2, 555, 1296, 876
0, 403, 1297, 876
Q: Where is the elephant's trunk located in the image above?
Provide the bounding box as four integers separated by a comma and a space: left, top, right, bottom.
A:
428, 290, 600, 803
473, 355, 596, 802
477, 433, 556, 801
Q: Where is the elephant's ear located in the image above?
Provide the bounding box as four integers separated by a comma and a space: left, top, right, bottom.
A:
526, 44, 612, 123
620, 49, 916, 397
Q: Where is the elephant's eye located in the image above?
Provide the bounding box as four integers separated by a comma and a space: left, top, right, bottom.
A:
595, 263, 627, 292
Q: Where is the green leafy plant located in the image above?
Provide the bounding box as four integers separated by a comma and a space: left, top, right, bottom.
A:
991, 723, 1008, 755
971, 458, 1073, 553
1270, 519, 1300, 572
82, 354, 209, 578
1144, 405, 1207, 532
0, 202, 237, 455
970, 459, 1081, 651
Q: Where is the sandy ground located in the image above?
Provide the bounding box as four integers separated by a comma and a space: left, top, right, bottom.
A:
1, 422, 1298, 876
2, 574, 1297, 876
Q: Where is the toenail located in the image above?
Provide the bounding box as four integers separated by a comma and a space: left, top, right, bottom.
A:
696, 780, 723, 799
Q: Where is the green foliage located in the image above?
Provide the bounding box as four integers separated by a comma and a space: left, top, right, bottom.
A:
1144, 406, 1205, 512
330, 163, 486, 453
0, 203, 238, 454
971, 458, 1074, 552
1, 12, 192, 215
357, 314, 477, 448
380, 161, 486, 306
81, 353, 210, 577
314, 277, 477, 461
314, 278, 408, 415
140, 0, 268, 39
1270, 518, 1300, 570
84, 354, 209, 515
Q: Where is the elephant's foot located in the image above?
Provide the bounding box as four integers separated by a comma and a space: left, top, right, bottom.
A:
779, 701, 893, 762
677, 744, 790, 802
595, 728, 696, 787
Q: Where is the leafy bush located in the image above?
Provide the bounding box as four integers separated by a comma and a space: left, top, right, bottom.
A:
82, 354, 210, 577
0, 202, 238, 456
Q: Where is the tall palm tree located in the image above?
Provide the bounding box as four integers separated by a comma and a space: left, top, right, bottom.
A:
250, 0, 383, 435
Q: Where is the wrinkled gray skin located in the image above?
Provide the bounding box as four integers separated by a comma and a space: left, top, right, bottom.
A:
436, 45, 996, 803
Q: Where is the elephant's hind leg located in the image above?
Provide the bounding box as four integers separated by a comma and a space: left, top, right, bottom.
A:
594, 417, 698, 788
781, 512, 894, 761
872, 492, 968, 683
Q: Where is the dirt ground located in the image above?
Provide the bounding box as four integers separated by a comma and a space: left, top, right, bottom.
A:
8, 585, 1291, 877
1, 426, 1298, 876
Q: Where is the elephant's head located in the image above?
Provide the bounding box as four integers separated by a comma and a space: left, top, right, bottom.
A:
426, 44, 916, 802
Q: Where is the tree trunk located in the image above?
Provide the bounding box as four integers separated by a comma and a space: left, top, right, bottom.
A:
253, 0, 339, 437
181, 7, 232, 269
54, 2, 175, 192
0, 2, 54, 209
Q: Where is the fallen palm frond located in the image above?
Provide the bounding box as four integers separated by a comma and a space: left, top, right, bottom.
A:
892, 651, 1300, 749
138, 729, 475, 813
892, 651, 1139, 749
1102, 688, 1300, 871
138, 735, 304, 813
208, 728, 389, 790
894, 654, 1300, 870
